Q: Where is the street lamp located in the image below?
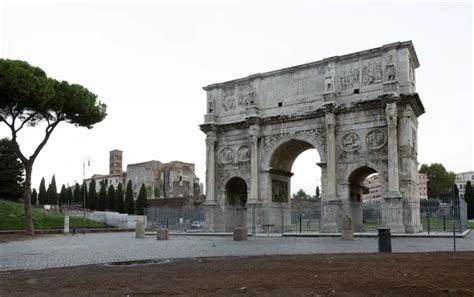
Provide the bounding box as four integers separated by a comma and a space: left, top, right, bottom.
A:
83, 156, 91, 235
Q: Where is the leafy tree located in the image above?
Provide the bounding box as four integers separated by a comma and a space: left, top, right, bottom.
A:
106, 185, 116, 211
0, 59, 107, 235
465, 181, 473, 219
135, 183, 147, 215
115, 183, 124, 213
73, 183, 81, 203
47, 175, 58, 204
58, 184, 66, 205
419, 163, 455, 199
0, 138, 23, 201
124, 180, 135, 214
31, 189, 38, 205
88, 179, 97, 210
38, 177, 47, 205
292, 189, 309, 200
97, 181, 107, 211
66, 186, 73, 204
315, 186, 320, 199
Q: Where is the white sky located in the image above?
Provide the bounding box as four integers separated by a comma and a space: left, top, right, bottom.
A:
0, 1, 472, 196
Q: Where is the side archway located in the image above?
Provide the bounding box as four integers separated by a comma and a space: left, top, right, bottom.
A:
225, 176, 248, 206
347, 166, 381, 232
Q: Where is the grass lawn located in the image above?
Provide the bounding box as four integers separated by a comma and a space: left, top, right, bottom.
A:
469, 220, 474, 229
0, 199, 109, 230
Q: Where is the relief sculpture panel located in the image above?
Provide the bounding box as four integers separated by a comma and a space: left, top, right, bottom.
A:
272, 179, 288, 203
340, 62, 360, 90
362, 57, 382, 86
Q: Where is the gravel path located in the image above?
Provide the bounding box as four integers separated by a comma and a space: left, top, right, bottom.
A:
1, 232, 473, 271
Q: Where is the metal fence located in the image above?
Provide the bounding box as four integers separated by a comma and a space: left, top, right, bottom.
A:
145, 207, 204, 230
144, 198, 468, 234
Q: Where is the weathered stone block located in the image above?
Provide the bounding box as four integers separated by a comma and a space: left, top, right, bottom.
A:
157, 228, 169, 240
233, 226, 247, 241
135, 220, 145, 238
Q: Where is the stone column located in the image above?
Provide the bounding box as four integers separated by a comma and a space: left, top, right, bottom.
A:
382, 101, 403, 232
325, 111, 337, 200
321, 107, 340, 232
205, 131, 217, 205
248, 125, 260, 204
385, 102, 401, 197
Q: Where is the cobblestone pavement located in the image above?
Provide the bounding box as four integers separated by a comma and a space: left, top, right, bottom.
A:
1, 232, 473, 271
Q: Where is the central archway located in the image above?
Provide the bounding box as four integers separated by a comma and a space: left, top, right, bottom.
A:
264, 139, 323, 232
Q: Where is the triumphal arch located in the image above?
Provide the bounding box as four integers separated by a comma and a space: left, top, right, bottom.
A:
200, 41, 425, 233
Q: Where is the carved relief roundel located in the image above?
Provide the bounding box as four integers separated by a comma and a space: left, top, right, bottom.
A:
237, 145, 250, 162
365, 129, 387, 150
220, 147, 234, 164
341, 132, 361, 152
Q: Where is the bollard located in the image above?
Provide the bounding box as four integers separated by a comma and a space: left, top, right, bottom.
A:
378, 228, 392, 252
233, 226, 247, 241
341, 215, 353, 240
135, 220, 145, 238
157, 228, 170, 240
64, 216, 70, 234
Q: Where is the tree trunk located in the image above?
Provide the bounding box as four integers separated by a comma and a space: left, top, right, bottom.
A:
23, 164, 34, 236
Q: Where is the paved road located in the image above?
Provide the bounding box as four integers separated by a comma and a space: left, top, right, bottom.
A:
1, 232, 473, 271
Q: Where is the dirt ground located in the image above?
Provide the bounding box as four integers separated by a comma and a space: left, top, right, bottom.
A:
1, 252, 473, 296
0, 233, 44, 243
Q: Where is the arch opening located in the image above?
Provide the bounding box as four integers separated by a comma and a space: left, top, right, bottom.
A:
348, 166, 381, 232
348, 166, 378, 202
269, 139, 322, 208
225, 177, 248, 206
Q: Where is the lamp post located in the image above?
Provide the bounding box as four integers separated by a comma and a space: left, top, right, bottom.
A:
83, 156, 91, 235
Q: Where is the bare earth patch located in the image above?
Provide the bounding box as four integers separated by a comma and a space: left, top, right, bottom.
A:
0, 233, 44, 243
1, 252, 473, 296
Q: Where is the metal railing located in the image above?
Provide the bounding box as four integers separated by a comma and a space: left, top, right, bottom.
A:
144, 198, 468, 234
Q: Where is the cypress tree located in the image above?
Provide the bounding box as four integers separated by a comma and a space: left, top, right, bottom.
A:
316, 186, 320, 199
47, 175, 58, 204
58, 184, 66, 205
81, 181, 88, 208
106, 185, 116, 211
73, 183, 81, 203
0, 138, 23, 201
125, 180, 135, 214
31, 189, 38, 206
66, 187, 73, 204
115, 183, 124, 213
97, 181, 107, 211
88, 179, 97, 210
38, 177, 47, 205
135, 184, 147, 215
465, 181, 473, 219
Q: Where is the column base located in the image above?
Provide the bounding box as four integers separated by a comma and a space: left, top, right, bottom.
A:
203, 200, 218, 206
381, 195, 404, 233
203, 204, 221, 232
321, 200, 342, 233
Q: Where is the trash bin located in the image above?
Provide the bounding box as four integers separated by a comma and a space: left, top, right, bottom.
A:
378, 228, 392, 252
